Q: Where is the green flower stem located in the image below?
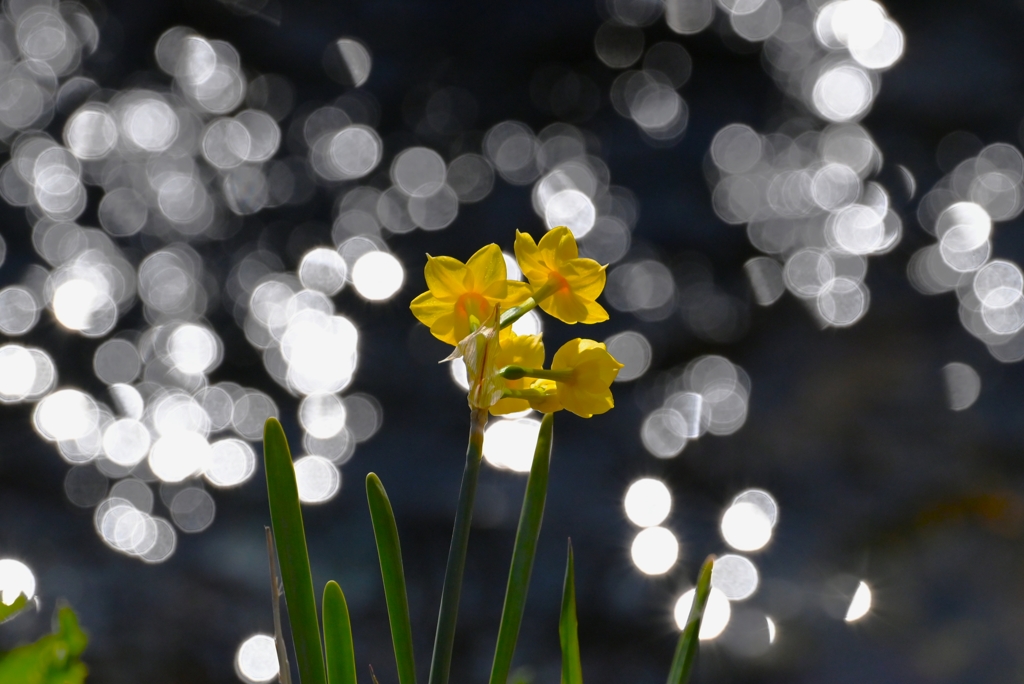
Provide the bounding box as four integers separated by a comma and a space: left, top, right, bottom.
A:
499, 299, 538, 329
488, 413, 555, 684
500, 279, 560, 330
666, 555, 715, 684
498, 365, 573, 382
428, 408, 488, 684
501, 388, 551, 401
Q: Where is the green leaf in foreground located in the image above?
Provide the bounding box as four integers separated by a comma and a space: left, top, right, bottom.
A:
0, 604, 88, 684
559, 541, 582, 684
264, 417, 326, 684
0, 595, 29, 625
666, 555, 715, 684
488, 412, 555, 684
366, 473, 417, 684
324, 581, 358, 684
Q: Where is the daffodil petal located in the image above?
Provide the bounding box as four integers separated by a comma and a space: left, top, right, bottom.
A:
481, 279, 511, 301
561, 259, 607, 300
580, 299, 610, 324
546, 339, 619, 417
542, 289, 590, 324
490, 397, 533, 416
425, 255, 470, 299
501, 280, 534, 309
559, 386, 613, 418
425, 311, 458, 344
466, 244, 508, 294
496, 332, 546, 370
551, 338, 581, 370
536, 231, 562, 270
514, 231, 548, 284
576, 339, 603, 353
574, 359, 620, 390
535, 226, 579, 265
553, 226, 580, 263
410, 291, 452, 327
527, 379, 562, 414
428, 312, 459, 345
452, 314, 474, 345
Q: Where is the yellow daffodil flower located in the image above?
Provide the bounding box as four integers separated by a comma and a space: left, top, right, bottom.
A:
513, 227, 609, 325
411, 244, 532, 345
489, 332, 545, 416
498, 338, 622, 418
544, 338, 621, 417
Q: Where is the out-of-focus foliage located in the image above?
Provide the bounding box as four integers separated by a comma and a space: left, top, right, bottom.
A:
0, 605, 87, 684
0, 595, 29, 625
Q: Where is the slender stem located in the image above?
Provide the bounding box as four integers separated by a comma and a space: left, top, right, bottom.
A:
499, 365, 573, 382
499, 298, 538, 329
500, 278, 561, 329
428, 408, 488, 684
502, 388, 551, 400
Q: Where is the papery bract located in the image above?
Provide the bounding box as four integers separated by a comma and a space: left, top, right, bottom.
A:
445, 307, 503, 410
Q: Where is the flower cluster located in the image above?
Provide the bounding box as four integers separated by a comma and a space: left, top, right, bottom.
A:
411, 227, 623, 418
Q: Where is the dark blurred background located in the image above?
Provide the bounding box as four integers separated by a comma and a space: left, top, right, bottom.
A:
3, 0, 1024, 682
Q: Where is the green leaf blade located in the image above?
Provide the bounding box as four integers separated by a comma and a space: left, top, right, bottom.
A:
366, 473, 417, 684
559, 541, 582, 684
324, 581, 358, 684
666, 555, 715, 684
488, 412, 555, 684
264, 417, 326, 684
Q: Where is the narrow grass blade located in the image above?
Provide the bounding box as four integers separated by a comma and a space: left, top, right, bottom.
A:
429, 408, 487, 684
265, 528, 293, 684
366, 473, 417, 684
666, 555, 715, 684
264, 417, 326, 684
324, 581, 358, 684
488, 412, 555, 684
559, 540, 582, 684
